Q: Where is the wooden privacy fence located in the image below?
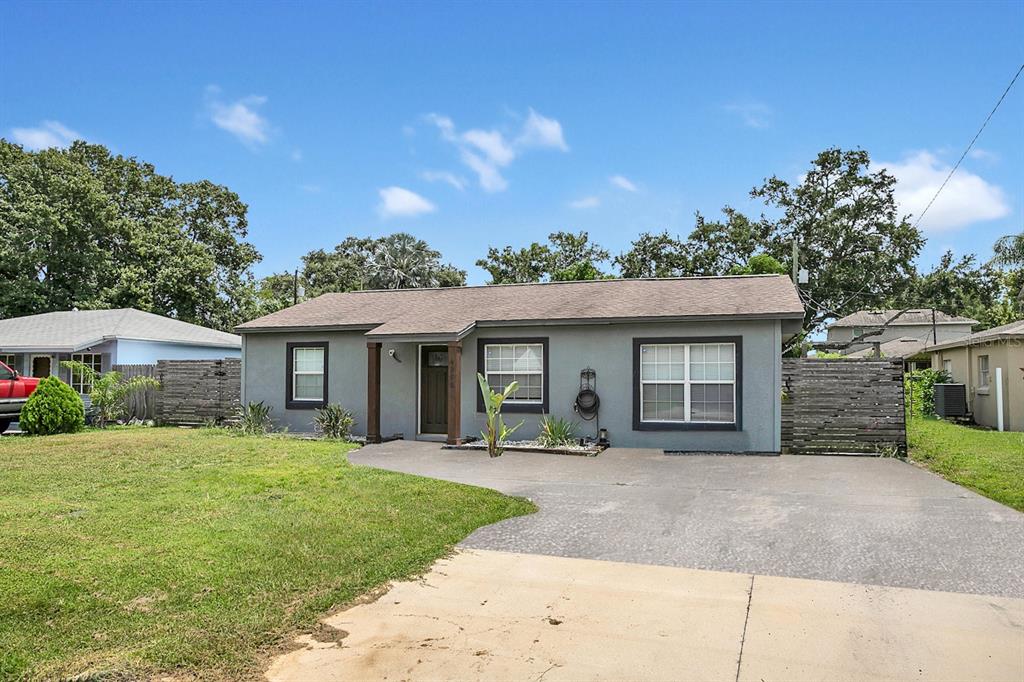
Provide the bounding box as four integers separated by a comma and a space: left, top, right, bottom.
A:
153, 358, 241, 426
781, 358, 906, 456
111, 364, 158, 421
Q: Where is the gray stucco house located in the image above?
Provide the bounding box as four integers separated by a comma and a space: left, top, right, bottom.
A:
826, 309, 977, 369
236, 275, 804, 452
0, 308, 241, 394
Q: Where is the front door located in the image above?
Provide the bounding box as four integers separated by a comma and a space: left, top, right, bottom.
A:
420, 346, 448, 434
30, 355, 52, 378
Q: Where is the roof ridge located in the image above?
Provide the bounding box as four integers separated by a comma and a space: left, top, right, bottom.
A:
334, 274, 790, 295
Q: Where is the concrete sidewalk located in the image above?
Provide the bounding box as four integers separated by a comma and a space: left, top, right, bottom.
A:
266, 549, 1024, 682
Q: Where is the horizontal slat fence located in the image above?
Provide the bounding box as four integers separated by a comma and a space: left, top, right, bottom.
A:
111, 363, 157, 421
154, 359, 240, 426
781, 358, 906, 456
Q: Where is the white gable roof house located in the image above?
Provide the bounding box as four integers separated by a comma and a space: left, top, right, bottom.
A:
0, 308, 240, 392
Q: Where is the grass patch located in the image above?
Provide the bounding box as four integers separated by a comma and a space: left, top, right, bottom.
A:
0, 428, 535, 680
909, 417, 1024, 512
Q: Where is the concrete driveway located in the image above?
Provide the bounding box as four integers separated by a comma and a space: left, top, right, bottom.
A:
351, 441, 1024, 599
267, 549, 1024, 682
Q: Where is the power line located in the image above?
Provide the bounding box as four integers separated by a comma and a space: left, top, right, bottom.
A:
913, 62, 1024, 230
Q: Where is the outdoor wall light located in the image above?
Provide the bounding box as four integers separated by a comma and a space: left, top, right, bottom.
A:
388, 349, 401, 362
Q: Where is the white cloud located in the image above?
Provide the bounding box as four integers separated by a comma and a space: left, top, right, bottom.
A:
968, 148, 999, 163
290, 148, 303, 162
456, 151, 504, 192
421, 170, 467, 191
516, 108, 569, 151
609, 174, 638, 192
9, 120, 82, 150
206, 87, 270, 145
299, 184, 321, 193
377, 186, 436, 219
569, 196, 600, 209
723, 101, 773, 129
424, 109, 567, 192
462, 128, 516, 166
878, 151, 1010, 232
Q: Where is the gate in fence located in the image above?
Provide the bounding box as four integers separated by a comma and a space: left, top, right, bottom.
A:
781, 358, 906, 455
153, 358, 241, 426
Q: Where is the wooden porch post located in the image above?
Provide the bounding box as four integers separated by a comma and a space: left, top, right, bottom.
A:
366, 342, 382, 443
447, 340, 462, 445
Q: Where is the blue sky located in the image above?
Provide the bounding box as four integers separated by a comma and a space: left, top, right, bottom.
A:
3, 1, 1022, 284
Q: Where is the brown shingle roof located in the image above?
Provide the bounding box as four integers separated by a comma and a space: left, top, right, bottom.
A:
925, 319, 1024, 352
236, 275, 804, 338
831, 309, 978, 327
847, 336, 929, 359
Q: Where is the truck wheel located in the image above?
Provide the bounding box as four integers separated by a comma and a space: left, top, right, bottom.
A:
0, 419, 11, 435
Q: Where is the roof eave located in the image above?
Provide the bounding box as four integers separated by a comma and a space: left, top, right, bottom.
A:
926, 333, 1023, 352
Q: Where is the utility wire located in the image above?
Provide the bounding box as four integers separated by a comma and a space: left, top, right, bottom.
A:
914, 62, 1024, 229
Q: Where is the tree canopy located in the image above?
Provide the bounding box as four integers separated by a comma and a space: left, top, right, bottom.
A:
476, 231, 610, 284
0, 140, 260, 330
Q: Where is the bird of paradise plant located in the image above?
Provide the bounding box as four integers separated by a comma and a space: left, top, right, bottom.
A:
477, 372, 524, 457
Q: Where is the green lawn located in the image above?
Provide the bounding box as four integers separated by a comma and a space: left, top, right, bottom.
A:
909, 417, 1024, 512
0, 428, 535, 680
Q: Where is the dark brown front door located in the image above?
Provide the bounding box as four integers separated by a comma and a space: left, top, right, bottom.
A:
420, 346, 448, 434
31, 356, 52, 378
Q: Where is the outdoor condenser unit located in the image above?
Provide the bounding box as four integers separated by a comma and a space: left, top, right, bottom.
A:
934, 383, 968, 418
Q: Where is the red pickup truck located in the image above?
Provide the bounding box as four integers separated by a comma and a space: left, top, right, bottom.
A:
0, 360, 40, 433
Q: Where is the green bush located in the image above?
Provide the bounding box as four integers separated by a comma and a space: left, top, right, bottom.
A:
905, 368, 952, 417
234, 401, 273, 436
313, 403, 356, 440
19, 377, 85, 435
537, 414, 577, 447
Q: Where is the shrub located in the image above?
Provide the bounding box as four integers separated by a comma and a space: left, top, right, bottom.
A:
19, 377, 85, 435
537, 414, 577, 447
477, 372, 524, 457
313, 403, 355, 440
60, 360, 160, 428
905, 368, 952, 417
235, 401, 273, 436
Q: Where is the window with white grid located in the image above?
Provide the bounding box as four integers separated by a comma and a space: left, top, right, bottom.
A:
70, 353, 102, 394
483, 343, 543, 403
640, 342, 736, 423
292, 347, 325, 401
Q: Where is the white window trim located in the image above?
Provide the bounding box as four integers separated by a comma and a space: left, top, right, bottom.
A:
292, 347, 325, 401
483, 342, 543, 404
70, 353, 103, 394
639, 342, 737, 424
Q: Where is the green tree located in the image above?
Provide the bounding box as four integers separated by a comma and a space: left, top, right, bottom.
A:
368, 232, 466, 289
727, 254, 788, 276
686, 209, 776, 276
907, 251, 1011, 329
991, 231, 1024, 268
476, 231, 609, 283
614, 231, 690, 278
298, 233, 464, 296
749, 148, 923, 335
0, 140, 261, 330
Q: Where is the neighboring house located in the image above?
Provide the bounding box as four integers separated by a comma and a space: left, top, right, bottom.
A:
236, 275, 804, 452
927, 320, 1024, 432
827, 309, 977, 369
0, 309, 241, 394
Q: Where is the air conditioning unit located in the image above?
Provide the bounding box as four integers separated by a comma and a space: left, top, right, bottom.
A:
934, 383, 968, 418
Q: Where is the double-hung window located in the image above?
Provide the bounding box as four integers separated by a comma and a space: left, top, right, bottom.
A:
70, 353, 102, 394
635, 339, 739, 429
286, 342, 328, 408
0, 354, 16, 372
477, 338, 548, 413
978, 355, 990, 389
